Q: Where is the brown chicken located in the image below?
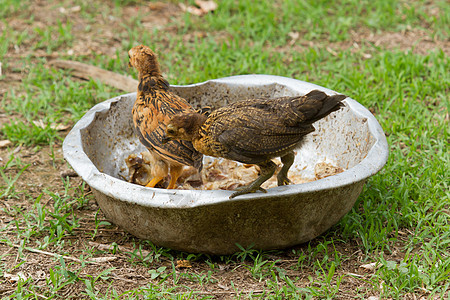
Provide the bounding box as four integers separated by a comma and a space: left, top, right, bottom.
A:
128, 45, 203, 189
162, 90, 346, 198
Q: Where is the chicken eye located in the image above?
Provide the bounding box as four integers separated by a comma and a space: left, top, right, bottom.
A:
167, 129, 175, 135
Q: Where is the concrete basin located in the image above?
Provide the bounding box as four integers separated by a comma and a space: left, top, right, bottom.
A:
62, 75, 388, 254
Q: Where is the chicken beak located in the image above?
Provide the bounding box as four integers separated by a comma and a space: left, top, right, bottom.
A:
161, 135, 171, 144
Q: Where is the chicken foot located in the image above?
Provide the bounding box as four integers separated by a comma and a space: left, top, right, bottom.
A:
230, 160, 277, 199
145, 176, 164, 188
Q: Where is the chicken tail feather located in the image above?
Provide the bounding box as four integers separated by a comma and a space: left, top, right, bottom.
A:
300, 90, 346, 124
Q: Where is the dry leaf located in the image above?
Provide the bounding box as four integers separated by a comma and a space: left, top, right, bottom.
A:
32, 120, 46, 128
326, 47, 338, 56
288, 32, 300, 46
52, 123, 71, 131
179, 3, 202, 16
59, 6, 81, 14
32, 120, 71, 131
4, 272, 27, 283
180, 0, 217, 16
60, 169, 78, 178
0, 140, 12, 148
346, 272, 364, 278
89, 256, 117, 263
218, 283, 229, 290
314, 162, 344, 179
148, 2, 167, 11
288, 32, 300, 40
360, 262, 379, 271
176, 259, 192, 268
195, 0, 217, 13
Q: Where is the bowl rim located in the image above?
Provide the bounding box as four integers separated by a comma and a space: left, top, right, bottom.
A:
62, 75, 388, 208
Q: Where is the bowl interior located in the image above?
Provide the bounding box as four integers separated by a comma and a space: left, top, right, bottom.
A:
80, 81, 375, 186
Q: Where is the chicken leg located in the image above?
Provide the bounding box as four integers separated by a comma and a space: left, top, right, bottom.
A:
277, 151, 295, 186
167, 165, 183, 189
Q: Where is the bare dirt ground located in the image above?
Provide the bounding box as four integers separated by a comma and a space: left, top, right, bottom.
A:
0, 1, 447, 299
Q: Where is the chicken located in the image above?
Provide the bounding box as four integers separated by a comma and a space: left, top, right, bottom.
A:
128, 45, 203, 189
125, 151, 172, 187
162, 90, 346, 198
125, 152, 156, 186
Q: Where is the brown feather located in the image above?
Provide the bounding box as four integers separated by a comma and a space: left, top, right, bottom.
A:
129, 45, 203, 188
164, 90, 346, 197
165, 90, 346, 170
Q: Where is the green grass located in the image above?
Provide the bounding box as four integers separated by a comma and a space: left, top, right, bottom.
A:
183, 0, 449, 42
0, 0, 449, 298
0, 0, 28, 18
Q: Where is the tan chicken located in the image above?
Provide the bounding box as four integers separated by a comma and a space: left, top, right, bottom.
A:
162, 90, 346, 198
125, 152, 155, 186
128, 45, 203, 189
